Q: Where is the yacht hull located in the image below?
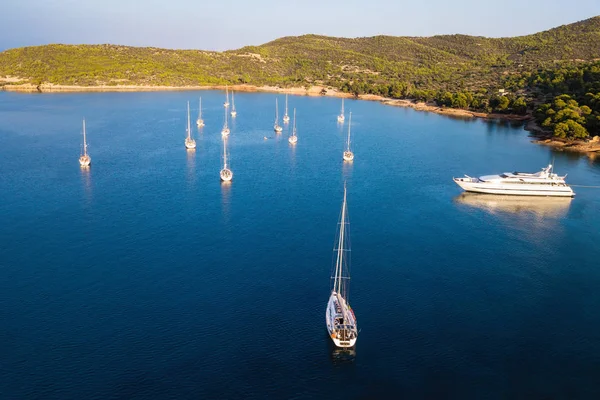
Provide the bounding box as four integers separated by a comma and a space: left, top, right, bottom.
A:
326, 292, 357, 348
453, 178, 574, 197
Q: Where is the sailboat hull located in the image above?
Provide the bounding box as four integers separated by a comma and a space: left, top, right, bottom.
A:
79, 155, 91, 167
326, 292, 357, 348
185, 139, 196, 149
220, 168, 233, 182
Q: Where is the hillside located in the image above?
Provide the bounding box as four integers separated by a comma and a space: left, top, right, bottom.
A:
1, 16, 599, 91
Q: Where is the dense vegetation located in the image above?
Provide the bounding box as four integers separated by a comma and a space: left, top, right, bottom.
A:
1, 16, 600, 138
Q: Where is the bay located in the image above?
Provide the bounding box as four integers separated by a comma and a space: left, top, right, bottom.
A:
0, 90, 599, 399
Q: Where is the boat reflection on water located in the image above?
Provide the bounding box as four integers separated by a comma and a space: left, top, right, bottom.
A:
455, 193, 572, 218
327, 335, 356, 363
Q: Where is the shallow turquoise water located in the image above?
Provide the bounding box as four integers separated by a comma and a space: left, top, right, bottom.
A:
0, 91, 599, 399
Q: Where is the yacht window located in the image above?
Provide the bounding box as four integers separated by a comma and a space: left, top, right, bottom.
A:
500, 174, 508, 178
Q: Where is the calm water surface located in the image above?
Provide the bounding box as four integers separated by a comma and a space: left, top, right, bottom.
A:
0, 91, 599, 399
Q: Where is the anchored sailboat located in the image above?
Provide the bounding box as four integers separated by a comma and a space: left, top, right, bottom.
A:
184, 101, 196, 149
343, 112, 354, 161
274, 98, 283, 133
288, 108, 297, 144
326, 184, 357, 348
337, 98, 345, 123
221, 103, 230, 136
79, 119, 91, 167
283, 94, 290, 124
196, 97, 205, 128
224, 85, 230, 108
220, 138, 233, 182
230, 91, 237, 118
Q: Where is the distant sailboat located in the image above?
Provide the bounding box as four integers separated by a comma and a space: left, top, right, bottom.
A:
220, 138, 233, 182
274, 98, 283, 133
230, 91, 237, 118
326, 184, 357, 348
221, 102, 230, 137
283, 94, 290, 124
343, 111, 354, 161
224, 85, 230, 108
196, 97, 205, 128
288, 108, 297, 144
337, 98, 345, 123
184, 101, 197, 149
79, 119, 91, 167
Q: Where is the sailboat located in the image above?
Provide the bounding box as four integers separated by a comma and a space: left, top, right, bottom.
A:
274, 98, 283, 133
224, 85, 230, 108
221, 102, 230, 137
288, 108, 297, 144
220, 138, 233, 182
184, 101, 196, 149
230, 91, 237, 118
79, 119, 91, 167
283, 94, 290, 124
196, 97, 205, 128
326, 184, 357, 348
343, 112, 354, 161
337, 98, 345, 123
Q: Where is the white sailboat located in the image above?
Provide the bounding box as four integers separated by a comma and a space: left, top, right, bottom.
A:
79, 119, 91, 167
283, 94, 290, 124
274, 98, 283, 133
196, 97, 205, 128
224, 85, 230, 108
337, 98, 345, 123
221, 103, 230, 137
184, 101, 196, 149
220, 138, 233, 182
343, 111, 354, 161
326, 184, 357, 348
230, 91, 237, 118
288, 108, 297, 144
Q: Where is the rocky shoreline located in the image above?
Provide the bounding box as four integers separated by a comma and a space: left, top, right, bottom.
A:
3, 82, 599, 156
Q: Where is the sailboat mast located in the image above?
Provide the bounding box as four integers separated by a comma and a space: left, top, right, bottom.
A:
275, 98, 279, 123
82, 119, 87, 156
346, 112, 352, 150
334, 186, 347, 294
224, 105, 228, 129
293, 108, 296, 136
223, 138, 228, 168
199, 98, 202, 119
285, 94, 288, 115
186, 101, 191, 139
341, 98, 344, 114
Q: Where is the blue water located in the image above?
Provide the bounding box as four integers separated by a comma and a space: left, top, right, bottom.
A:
1, 91, 599, 399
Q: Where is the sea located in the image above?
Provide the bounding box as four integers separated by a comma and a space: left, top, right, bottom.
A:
0, 90, 599, 399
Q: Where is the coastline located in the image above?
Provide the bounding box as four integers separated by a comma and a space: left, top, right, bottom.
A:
3, 82, 599, 156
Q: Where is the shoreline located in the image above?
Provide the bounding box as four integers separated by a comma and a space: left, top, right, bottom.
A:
3, 82, 599, 156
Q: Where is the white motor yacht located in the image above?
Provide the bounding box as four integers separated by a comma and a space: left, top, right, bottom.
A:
453, 164, 574, 197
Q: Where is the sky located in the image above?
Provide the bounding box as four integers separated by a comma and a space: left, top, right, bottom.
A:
1, 0, 599, 51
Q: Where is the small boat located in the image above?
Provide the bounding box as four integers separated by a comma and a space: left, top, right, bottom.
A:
221, 103, 230, 137
288, 108, 297, 144
220, 138, 233, 182
453, 164, 575, 197
343, 112, 354, 161
184, 101, 196, 149
224, 85, 230, 108
326, 184, 357, 348
283, 94, 290, 124
274, 98, 283, 133
230, 91, 237, 118
337, 98, 345, 123
79, 119, 91, 167
196, 97, 205, 128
